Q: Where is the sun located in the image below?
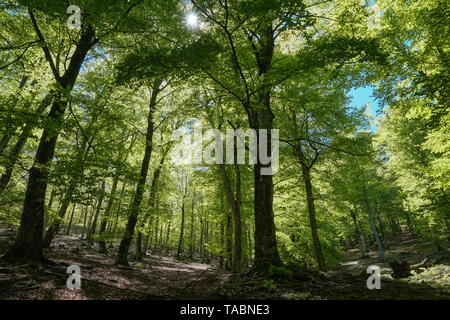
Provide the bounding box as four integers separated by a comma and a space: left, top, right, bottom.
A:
185, 12, 199, 28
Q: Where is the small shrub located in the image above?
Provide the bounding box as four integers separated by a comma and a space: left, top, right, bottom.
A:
262, 279, 277, 293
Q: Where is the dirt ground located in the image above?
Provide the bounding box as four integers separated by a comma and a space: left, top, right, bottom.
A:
219, 233, 449, 300
0, 225, 448, 300
0, 225, 230, 300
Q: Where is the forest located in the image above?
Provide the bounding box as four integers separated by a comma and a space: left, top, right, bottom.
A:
0, 0, 449, 301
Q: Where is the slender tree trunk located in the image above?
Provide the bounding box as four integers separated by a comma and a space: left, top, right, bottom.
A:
176, 200, 186, 259
59, 122, 97, 236
142, 234, 150, 256
43, 192, 73, 249
73, 205, 86, 233
350, 209, 368, 258
81, 203, 93, 240
247, 224, 253, 261
43, 133, 92, 248
219, 159, 242, 272
365, 198, 385, 262
115, 79, 161, 265
135, 148, 168, 260
376, 212, 385, 241
225, 207, 233, 269
165, 220, 171, 253
300, 164, 326, 270
111, 180, 127, 234
65, 204, 76, 234
98, 176, 119, 253
219, 221, 224, 268
405, 212, 415, 234
44, 188, 56, 230
158, 222, 164, 251
189, 199, 195, 258
153, 216, 159, 251
87, 180, 106, 247
232, 160, 242, 272
242, 224, 249, 266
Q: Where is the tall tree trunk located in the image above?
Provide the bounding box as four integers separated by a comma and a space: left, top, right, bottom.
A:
65, 204, 76, 234
252, 128, 281, 271
87, 180, 106, 247
115, 79, 161, 265
100, 135, 135, 253
405, 212, 415, 234
249, 26, 281, 273
225, 207, 233, 269
81, 203, 94, 240
364, 197, 385, 262
135, 147, 168, 260
98, 175, 119, 253
1, 25, 96, 263
219, 221, 224, 268
44, 188, 56, 230
110, 180, 127, 234
176, 200, 186, 259
350, 209, 368, 258
189, 199, 195, 258
231, 160, 242, 272
165, 220, 171, 253
300, 164, 326, 270
247, 224, 253, 261
219, 158, 242, 272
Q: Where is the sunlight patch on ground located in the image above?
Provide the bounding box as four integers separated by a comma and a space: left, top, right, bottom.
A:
153, 266, 194, 273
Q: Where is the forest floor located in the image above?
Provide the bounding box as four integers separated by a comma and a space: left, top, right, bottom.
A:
0, 225, 230, 300
0, 225, 448, 300
220, 233, 450, 299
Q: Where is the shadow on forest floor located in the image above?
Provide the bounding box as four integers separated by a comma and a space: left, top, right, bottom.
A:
220, 233, 449, 300
0, 225, 448, 300
0, 225, 230, 300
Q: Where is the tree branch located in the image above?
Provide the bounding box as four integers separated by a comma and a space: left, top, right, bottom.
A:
28, 8, 60, 80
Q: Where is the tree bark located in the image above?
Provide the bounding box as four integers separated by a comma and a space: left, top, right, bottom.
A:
87, 180, 106, 247
189, 199, 195, 258
135, 147, 168, 260
365, 198, 385, 262
176, 199, 186, 259
1, 25, 96, 263
98, 175, 119, 253
252, 122, 281, 272
300, 164, 327, 270
218, 158, 242, 272
350, 209, 368, 258
115, 79, 161, 265
43, 183, 76, 248
225, 206, 233, 269
65, 203, 76, 234
250, 26, 281, 272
